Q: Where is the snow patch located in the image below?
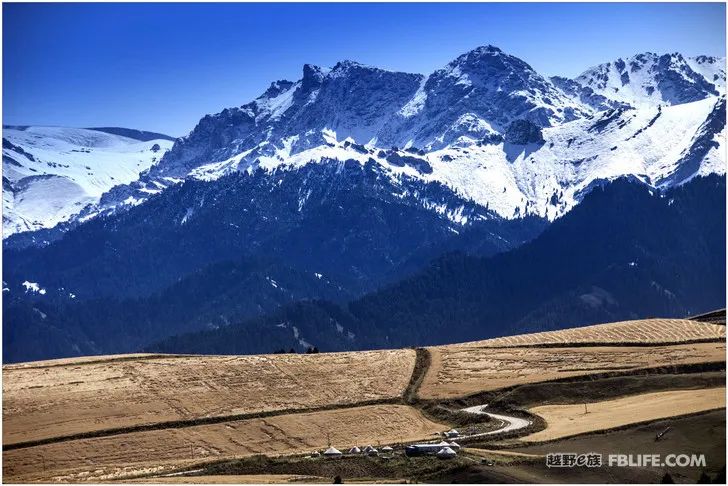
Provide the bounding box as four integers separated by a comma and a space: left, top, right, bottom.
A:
22, 281, 46, 295
400, 76, 429, 117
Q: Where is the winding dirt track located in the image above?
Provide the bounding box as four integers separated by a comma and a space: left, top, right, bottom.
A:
460, 405, 531, 437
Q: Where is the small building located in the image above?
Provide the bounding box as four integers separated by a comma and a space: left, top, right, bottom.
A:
324, 446, 343, 459
348, 446, 362, 454
405, 441, 452, 456
310, 451, 321, 458
437, 447, 457, 459
381, 446, 394, 454
444, 429, 460, 438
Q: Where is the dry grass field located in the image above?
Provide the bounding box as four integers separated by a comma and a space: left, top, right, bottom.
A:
3, 317, 726, 484
3, 404, 445, 483
420, 342, 726, 399
520, 387, 726, 442
451, 319, 726, 348
131, 474, 327, 483
3, 349, 415, 445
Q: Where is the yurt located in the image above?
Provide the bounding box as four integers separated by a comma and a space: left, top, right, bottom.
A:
324, 446, 343, 459
444, 429, 460, 438
310, 451, 321, 458
436, 446, 457, 459
363, 445, 378, 456
348, 446, 362, 454
381, 446, 394, 454
447, 441, 461, 451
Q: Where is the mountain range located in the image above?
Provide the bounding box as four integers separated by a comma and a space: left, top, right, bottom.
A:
2, 45, 725, 362
4, 46, 725, 240
147, 174, 726, 355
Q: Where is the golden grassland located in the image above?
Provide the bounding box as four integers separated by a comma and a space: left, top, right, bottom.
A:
3, 317, 726, 483
451, 319, 726, 348
129, 474, 327, 483
420, 319, 726, 399
3, 349, 415, 445
520, 387, 726, 442
421, 342, 725, 399
3, 404, 444, 483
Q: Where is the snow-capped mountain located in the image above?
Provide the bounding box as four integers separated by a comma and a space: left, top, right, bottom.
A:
686, 55, 727, 92
177, 95, 722, 221
4, 46, 725, 241
2, 126, 174, 236
4, 46, 725, 362
574, 52, 724, 107
378, 45, 592, 147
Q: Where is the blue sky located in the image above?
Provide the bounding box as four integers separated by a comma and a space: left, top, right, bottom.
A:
3, 2, 725, 137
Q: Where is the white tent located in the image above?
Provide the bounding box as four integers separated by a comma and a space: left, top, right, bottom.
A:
310, 451, 321, 457
437, 446, 457, 459
437, 441, 451, 447
348, 446, 362, 454
381, 446, 394, 453
444, 429, 460, 438
363, 445, 378, 455
324, 446, 343, 458
447, 441, 461, 451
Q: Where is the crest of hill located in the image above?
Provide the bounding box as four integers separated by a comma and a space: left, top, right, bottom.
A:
450, 318, 727, 348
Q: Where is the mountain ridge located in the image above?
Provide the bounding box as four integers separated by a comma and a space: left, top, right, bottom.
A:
3, 46, 725, 362
3, 46, 725, 239
2, 126, 174, 236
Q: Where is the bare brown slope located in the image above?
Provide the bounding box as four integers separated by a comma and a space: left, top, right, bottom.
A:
2, 350, 415, 446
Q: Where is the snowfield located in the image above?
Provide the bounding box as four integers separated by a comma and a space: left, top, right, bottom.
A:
3, 126, 173, 235
182, 96, 725, 222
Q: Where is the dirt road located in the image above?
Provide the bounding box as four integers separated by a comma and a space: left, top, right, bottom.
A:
460, 405, 531, 438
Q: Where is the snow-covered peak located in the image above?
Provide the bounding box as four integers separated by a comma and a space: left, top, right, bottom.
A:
446, 44, 519, 69
448, 45, 507, 66
255, 80, 299, 120
3, 126, 173, 236
686, 55, 726, 92
387, 45, 591, 148
300, 64, 329, 93
259, 80, 295, 99
330, 59, 378, 74
575, 52, 722, 107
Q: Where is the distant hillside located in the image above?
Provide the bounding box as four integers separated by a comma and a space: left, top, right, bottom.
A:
2, 126, 174, 236
86, 127, 176, 142
3, 45, 726, 363
148, 174, 726, 355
